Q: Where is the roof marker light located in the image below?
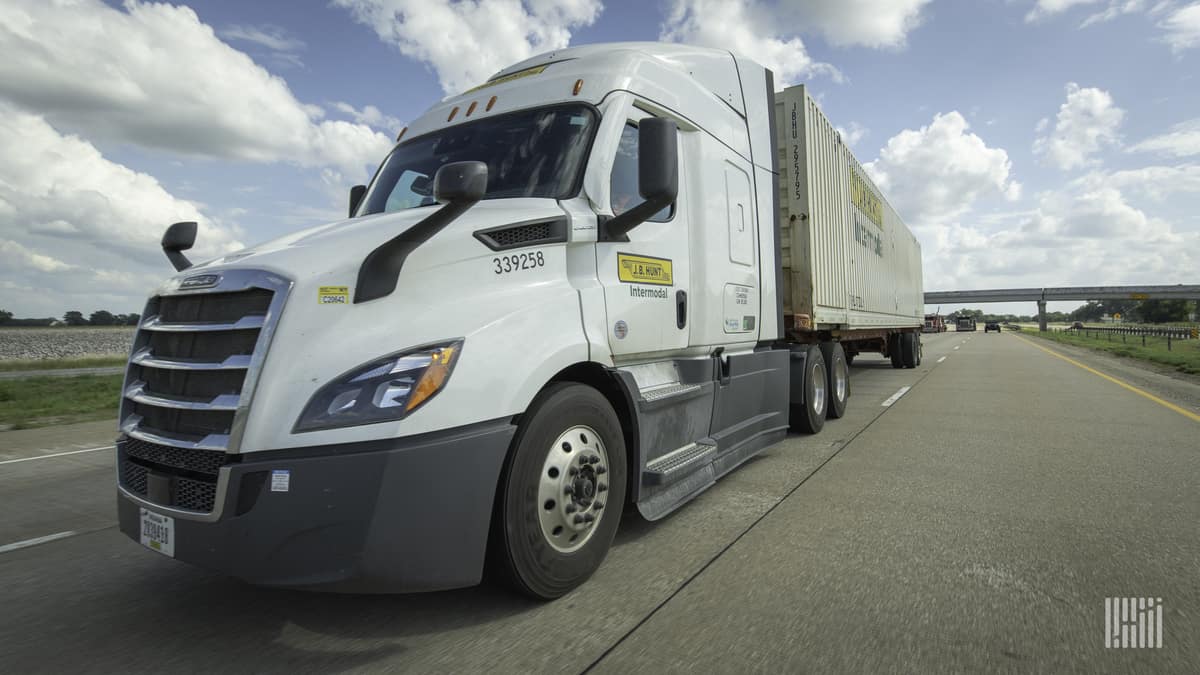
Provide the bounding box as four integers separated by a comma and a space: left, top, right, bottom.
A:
486, 95, 497, 112
573, 79, 584, 96
396, 127, 407, 141
466, 101, 477, 116
447, 106, 459, 122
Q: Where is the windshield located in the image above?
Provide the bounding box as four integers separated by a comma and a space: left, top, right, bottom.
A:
357, 105, 597, 216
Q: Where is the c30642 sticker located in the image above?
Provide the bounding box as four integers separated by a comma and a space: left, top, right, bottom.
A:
318, 286, 349, 304
617, 253, 673, 286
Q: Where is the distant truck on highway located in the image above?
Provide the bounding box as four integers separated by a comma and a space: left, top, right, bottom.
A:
956, 316, 977, 331
923, 314, 947, 333
115, 42, 923, 599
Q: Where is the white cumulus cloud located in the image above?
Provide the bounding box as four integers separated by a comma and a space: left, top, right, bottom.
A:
0, 105, 243, 315
781, 0, 932, 48
836, 122, 869, 147
864, 112, 1020, 226
1128, 118, 1200, 157
660, 0, 841, 88
334, 0, 602, 95
1076, 164, 1200, 200
1160, 2, 1200, 51
333, 102, 405, 135
1025, 0, 1105, 22
1033, 83, 1125, 170
0, 240, 72, 273
0, 0, 392, 175
920, 185, 1198, 292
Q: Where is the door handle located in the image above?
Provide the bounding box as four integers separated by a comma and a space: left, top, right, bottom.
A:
676, 290, 687, 329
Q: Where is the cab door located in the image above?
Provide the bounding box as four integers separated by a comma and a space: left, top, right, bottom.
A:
596, 115, 691, 357
685, 135, 760, 348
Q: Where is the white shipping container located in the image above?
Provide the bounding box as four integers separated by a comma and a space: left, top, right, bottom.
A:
774, 85, 923, 333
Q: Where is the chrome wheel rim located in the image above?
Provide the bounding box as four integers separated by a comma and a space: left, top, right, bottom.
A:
811, 362, 827, 417
834, 358, 848, 402
537, 425, 609, 553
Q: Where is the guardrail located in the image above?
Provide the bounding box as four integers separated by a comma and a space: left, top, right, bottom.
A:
1063, 325, 1196, 339
1049, 325, 1198, 351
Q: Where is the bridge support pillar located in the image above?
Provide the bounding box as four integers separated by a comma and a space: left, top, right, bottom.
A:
1037, 300, 1047, 332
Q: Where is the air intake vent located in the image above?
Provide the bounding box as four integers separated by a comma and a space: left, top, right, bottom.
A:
118, 270, 290, 515
474, 217, 567, 251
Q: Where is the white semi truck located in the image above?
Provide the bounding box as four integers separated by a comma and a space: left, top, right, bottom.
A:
118, 42, 923, 599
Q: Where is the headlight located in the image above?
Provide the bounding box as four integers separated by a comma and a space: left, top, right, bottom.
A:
293, 340, 463, 432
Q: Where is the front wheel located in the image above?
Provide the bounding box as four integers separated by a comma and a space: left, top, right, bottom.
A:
492, 383, 627, 600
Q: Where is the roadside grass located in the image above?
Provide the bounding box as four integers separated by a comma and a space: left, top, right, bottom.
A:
0, 374, 123, 430
0, 356, 127, 372
1026, 329, 1200, 375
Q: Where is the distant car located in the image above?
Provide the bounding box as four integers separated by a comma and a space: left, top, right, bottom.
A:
985, 321, 1001, 333
1071, 321, 1084, 329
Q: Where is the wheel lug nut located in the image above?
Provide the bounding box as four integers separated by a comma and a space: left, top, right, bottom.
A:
583, 513, 595, 523
597, 483, 607, 492
568, 467, 578, 476
573, 515, 585, 524
565, 504, 576, 514
595, 466, 606, 474
594, 501, 604, 510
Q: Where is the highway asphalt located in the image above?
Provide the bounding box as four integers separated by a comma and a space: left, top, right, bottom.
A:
0, 332, 1196, 673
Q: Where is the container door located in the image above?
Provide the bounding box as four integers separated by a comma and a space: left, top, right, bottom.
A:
597, 117, 691, 357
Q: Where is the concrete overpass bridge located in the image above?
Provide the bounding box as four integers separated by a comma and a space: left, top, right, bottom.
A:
923, 284, 1200, 330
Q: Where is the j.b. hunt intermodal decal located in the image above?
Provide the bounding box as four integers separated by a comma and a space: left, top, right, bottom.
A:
617, 253, 673, 286
629, 286, 668, 299
849, 166, 883, 228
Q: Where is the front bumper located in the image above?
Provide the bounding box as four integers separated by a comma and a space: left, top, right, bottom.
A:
118, 418, 515, 592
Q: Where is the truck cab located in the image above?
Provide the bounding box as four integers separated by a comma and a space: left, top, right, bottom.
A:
116, 43, 920, 599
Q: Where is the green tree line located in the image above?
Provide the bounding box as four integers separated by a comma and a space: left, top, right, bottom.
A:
941, 300, 1196, 324
0, 309, 140, 327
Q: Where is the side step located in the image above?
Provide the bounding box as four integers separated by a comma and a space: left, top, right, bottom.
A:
643, 440, 718, 486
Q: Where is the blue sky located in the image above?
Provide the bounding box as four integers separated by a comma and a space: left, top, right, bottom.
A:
1, 0, 1198, 318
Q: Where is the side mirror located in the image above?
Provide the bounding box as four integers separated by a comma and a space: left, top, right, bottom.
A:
604, 118, 678, 240
348, 184, 366, 218
433, 161, 488, 204
354, 162, 488, 304
162, 221, 197, 272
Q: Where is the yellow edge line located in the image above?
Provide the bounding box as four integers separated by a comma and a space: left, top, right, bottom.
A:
1012, 334, 1200, 423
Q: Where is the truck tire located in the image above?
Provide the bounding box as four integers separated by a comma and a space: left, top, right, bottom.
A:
890, 335, 904, 369
492, 382, 627, 600
819, 341, 848, 419
789, 344, 827, 434
903, 332, 921, 368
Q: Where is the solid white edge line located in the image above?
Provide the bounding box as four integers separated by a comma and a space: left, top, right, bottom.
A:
937, 356, 947, 363
0, 530, 78, 554
881, 386, 911, 407
0, 445, 115, 466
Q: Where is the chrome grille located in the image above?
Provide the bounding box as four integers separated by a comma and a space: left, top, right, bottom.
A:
118, 269, 291, 516
123, 436, 226, 476
119, 459, 148, 495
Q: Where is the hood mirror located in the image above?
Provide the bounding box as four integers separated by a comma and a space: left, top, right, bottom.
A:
162, 221, 197, 271
433, 161, 488, 204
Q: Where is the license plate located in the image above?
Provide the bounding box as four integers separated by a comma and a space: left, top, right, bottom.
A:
139, 508, 175, 557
